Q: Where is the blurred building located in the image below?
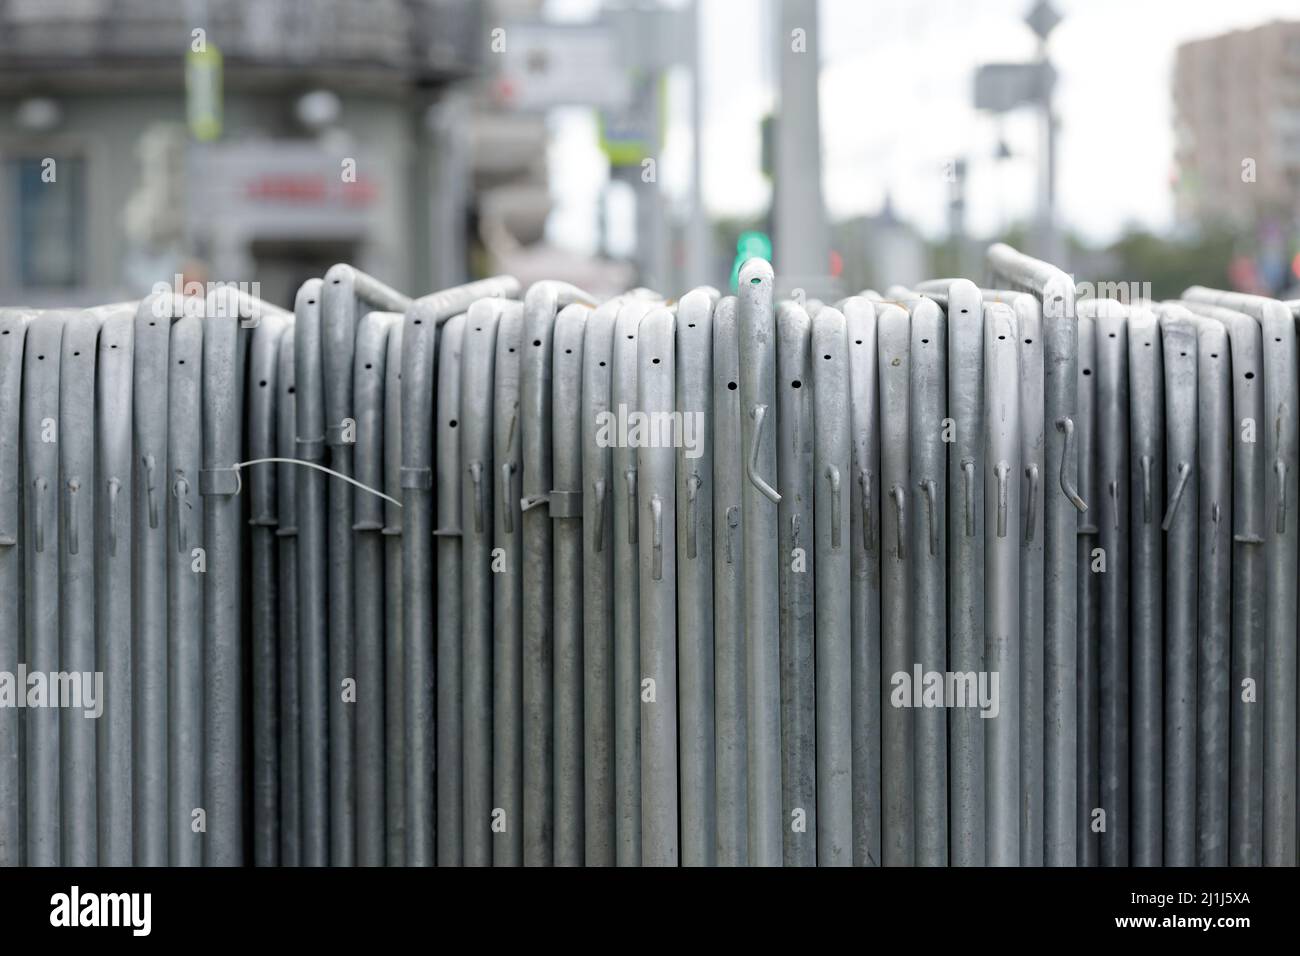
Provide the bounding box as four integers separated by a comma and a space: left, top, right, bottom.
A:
1173, 20, 1300, 227
0, 0, 534, 307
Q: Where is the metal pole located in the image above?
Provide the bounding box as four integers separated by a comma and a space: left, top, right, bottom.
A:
400, 300, 439, 867
841, 295, 882, 867
1157, 305, 1199, 866
1014, 293, 1045, 866
352, 310, 396, 867
711, 296, 749, 866
945, 280, 986, 866
294, 278, 330, 866
23, 312, 66, 866
322, 266, 413, 868
908, 296, 947, 867
984, 301, 1021, 866
581, 298, 622, 866
1075, 313, 1099, 867
1126, 305, 1164, 866
1195, 317, 1232, 866
776, 299, 815, 867
460, 300, 509, 867
638, 305, 679, 866
676, 289, 718, 866
383, 321, 405, 865
434, 314, 467, 867
60, 311, 101, 866
520, 282, 596, 867
738, 258, 783, 866
812, 305, 853, 866
201, 289, 246, 867
276, 328, 303, 866
1178, 299, 1264, 865
987, 245, 1080, 867
1183, 287, 1298, 866
1088, 299, 1130, 867
613, 297, 655, 865
553, 302, 590, 867
247, 310, 287, 867
96, 307, 136, 867
877, 302, 913, 866
0, 310, 29, 866
168, 313, 204, 867
493, 304, 525, 867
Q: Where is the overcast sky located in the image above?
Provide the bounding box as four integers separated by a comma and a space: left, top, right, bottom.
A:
545, 0, 1300, 252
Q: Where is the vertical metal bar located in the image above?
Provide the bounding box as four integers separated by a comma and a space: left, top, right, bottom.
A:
1126, 306, 1164, 866
276, 329, 302, 866
945, 280, 986, 866
907, 296, 947, 866
637, 306, 678, 866
613, 297, 654, 865
776, 299, 815, 866
382, 321, 405, 865
877, 303, 913, 866
23, 312, 65, 866
95, 308, 135, 867
1089, 300, 1130, 867
1075, 313, 1100, 867
400, 300, 438, 867
132, 298, 171, 866
0, 310, 29, 867
1158, 308, 1199, 866
581, 298, 620, 866
988, 246, 1080, 867
493, 304, 525, 867
738, 259, 783, 866
60, 311, 101, 866
321, 266, 412, 869
202, 292, 246, 867
984, 301, 1021, 866
711, 296, 749, 866
168, 314, 204, 867
1014, 293, 1045, 866
842, 296, 881, 867
812, 305, 853, 866
247, 311, 286, 867
1178, 299, 1265, 865
294, 278, 330, 865
1221, 308, 1265, 867
461, 299, 507, 867
1186, 288, 1299, 867
552, 303, 590, 866
352, 311, 395, 867
435, 313, 467, 867
675, 289, 717, 867
1196, 318, 1232, 866
520, 283, 595, 867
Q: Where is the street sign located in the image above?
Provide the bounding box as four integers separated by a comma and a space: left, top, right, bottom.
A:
974, 62, 1053, 113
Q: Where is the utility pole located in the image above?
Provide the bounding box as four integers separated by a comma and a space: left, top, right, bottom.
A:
773, 0, 831, 294
684, 0, 710, 289
1026, 0, 1062, 265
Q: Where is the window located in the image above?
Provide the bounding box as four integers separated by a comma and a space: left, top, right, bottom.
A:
9, 155, 84, 288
